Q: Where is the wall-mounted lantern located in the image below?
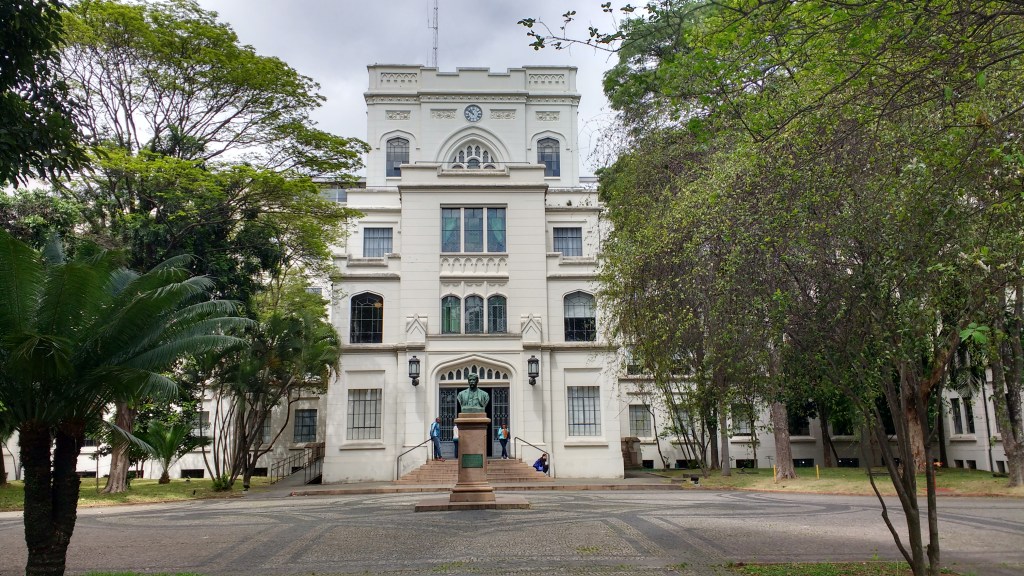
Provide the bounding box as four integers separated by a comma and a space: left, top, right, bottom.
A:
409, 355, 421, 386
528, 355, 540, 385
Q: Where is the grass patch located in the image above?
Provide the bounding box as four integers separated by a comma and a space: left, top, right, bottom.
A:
0, 477, 272, 512
726, 561, 959, 575
655, 467, 1024, 497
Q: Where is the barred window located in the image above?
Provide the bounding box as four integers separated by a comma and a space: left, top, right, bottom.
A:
788, 412, 811, 436
363, 228, 393, 258
386, 137, 409, 177
553, 227, 582, 256
564, 291, 596, 342
191, 410, 210, 438
963, 396, 976, 434
350, 293, 383, 343
347, 389, 382, 440
568, 386, 601, 436
293, 409, 317, 443
731, 404, 753, 436
538, 138, 560, 177
629, 405, 652, 437
487, 295, 507, 333
951, 398, 964, 435
465, 295, 484, 334
260, 417, 272, 444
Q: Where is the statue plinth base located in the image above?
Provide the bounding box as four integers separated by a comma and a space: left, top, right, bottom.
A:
414, 412, 530, 512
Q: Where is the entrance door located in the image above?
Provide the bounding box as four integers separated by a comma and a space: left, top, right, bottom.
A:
438, 386, 509, 458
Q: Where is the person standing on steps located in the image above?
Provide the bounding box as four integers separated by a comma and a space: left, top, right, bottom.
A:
430, 417, 444, 461
498, 423, 510, 459
452, 423, 459, 458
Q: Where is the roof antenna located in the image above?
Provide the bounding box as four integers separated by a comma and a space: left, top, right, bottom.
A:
429, 0, 439, 68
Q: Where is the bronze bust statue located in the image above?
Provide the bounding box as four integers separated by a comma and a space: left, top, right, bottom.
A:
457, 374, 489, 413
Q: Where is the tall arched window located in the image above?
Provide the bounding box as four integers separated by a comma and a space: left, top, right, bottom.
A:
487, 295, 507, 333
564, 291, 596, 342
465, 295, 484, 333
386, 137, 409, 177
538, 138, 560, 177
351, 293, 383, 343
441, 296, 461, 334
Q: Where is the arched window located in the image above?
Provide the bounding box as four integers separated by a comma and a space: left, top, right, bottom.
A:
465, 295, 484, 334
487, 295, 507, 333
564, 291, 596, 342
450, 143, 496, 169
351, 293, 383, 343
386, 137, 409, 177
441, 296, 461, 334
538, 138, 560, 177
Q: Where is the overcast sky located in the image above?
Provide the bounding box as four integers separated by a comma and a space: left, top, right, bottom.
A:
194, 1, 622, 175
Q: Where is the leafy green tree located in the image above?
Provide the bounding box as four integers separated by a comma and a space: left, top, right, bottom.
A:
55, 0, 364, 493
0, 189, 82, 250
528, 2, 1024, 574
204, 305, 338, 490
0, 0, 86, 187
0, 228, 247, 576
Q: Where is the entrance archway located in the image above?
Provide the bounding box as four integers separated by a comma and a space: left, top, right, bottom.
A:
437, 363, 511, 458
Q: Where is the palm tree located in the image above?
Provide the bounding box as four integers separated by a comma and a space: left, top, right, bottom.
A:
0, 229, 249, 576
136, 421, 203, 484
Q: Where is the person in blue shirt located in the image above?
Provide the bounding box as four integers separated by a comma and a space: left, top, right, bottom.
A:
430, 417, 444, 461
533, 454, 549, 473
498, 424, 510, 459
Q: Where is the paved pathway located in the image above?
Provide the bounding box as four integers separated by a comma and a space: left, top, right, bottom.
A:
1, 486, 1021, 575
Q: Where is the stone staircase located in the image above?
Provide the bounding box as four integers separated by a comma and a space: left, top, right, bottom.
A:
397, 458, 553, 485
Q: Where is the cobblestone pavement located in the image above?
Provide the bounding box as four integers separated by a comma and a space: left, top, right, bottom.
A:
1, 491, 1022, 576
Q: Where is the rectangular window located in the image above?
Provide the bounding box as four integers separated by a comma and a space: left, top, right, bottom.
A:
192, 410, 210, 438
731, 404, 752, 436
951, 398, 964, 435
260, 417, 272, 444
553, 227, 583, 256
293, 409, 317, 443
568, 386, 601, 436
788, 413, 811, 437
673, 407, 694, 436
629, 405, 652, 437
966, 459, 977, 470
363, 227, 393, 257
347, 389, 382, 440
440, 207, 506, 253
963, 396, 976, 434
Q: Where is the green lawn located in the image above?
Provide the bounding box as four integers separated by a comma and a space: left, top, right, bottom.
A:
654, 466, 1024, 497
0, 477, 272, 512
726, 562, 960, 575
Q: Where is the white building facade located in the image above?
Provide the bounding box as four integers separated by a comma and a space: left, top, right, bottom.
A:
321, 66, 623, 483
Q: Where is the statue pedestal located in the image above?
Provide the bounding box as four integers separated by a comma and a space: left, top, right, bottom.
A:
414, 412, 530, 512
449, 412, 495, 504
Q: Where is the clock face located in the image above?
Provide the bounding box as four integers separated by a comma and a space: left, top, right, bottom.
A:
464, 105, 483, 122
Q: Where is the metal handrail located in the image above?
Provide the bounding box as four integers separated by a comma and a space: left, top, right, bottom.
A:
269, 443, 324, 484
303, 443, 325, 484
512, 436, 550, 476
396, 437, 433, 481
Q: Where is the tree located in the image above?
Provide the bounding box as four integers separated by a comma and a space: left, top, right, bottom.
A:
203, 278, 338, 490
0, 0, 86, 187
55, 0, 364, 493
527, 2, 1024, 574
136, 421, 201, 484
0, 228, 247, 576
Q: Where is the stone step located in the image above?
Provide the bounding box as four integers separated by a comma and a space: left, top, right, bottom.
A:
397, 458, 551, 484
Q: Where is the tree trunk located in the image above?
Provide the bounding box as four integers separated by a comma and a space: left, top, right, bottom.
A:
819, 405, 835, 468
993, 290, 1024, 487
21, 421, 84, 576
718, 404, 731, 476
102, 403, 136, 494
899, 365, 929, 473
159, 470, 170, 484
771, 402, 797, 480
0, 440, 7, 486
708, 409, 720, 470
